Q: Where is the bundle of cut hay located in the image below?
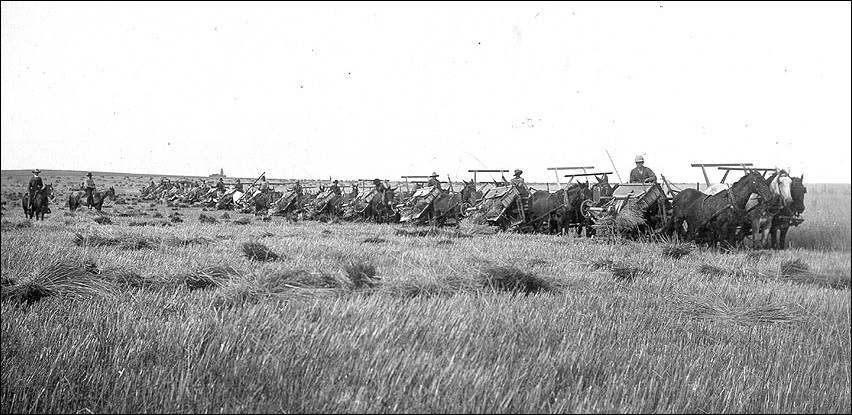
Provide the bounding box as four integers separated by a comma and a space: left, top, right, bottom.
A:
73, 230, 158, 250
164, 235, 212, 247
241, 241, 280, 261
745, 250, 771, 262
343, 262, 380, 289
234, 217, 250, 225
170, 216, 183, 223
181, 265, 240, 290
63, 212, 76, 217
758, 258, 850, 289
198, 213, 218, 224
100, 267, 147, 289
672, 293, 799, 325
1, 220, 33, 230
220, 212, 230, 220
586, 257, 614, 271
395, 228, 434, 237
93, 216, 112, 225
362, 237, 387, 244
610, 264, 643, 282
596, 204, 645, 232
1, 261, 117, 305
479, 266, 551, 294
698, 263, 732, 277
152, 212, 164, 218
661, 243, 694, 259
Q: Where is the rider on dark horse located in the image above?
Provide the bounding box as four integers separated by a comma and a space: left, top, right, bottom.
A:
28, 169, 44, 210
84, 172, 97, 209
427, 172, 443, 192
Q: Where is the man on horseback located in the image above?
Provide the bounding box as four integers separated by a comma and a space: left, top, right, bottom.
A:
259, 175, 269, 193
28, 169, 44, 210
629, 156, 657, 184
427, 172, 443, 191
216, 177, 226, 193
84, 172, 96, 209
234, 179, 244, 192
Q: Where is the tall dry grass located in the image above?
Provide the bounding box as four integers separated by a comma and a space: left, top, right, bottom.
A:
0, 182, 849, 413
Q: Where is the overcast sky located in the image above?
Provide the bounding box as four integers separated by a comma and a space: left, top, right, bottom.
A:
2, 1, 850, 183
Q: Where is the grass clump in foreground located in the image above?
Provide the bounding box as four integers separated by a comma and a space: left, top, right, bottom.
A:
0, 261, 116, 305
479, 265, 552, 294
241, 241, 280, 261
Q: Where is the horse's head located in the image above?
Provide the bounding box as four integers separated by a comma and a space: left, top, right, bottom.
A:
789, 175, 806, 214
43, 184, 54, 199
770, 170, 794, 207
734, 171, 773, 203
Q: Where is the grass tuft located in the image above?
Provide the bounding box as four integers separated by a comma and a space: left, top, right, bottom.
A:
362, 237, 388, 244
199, 213, 218, 224
241, 241, 280, 261
181, 266, 240, 290
661, 243, 694, 259
93, 216, 113, 225
479, 266, 551, 294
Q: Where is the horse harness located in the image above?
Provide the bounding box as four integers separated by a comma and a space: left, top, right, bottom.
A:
697, 187, 742, 230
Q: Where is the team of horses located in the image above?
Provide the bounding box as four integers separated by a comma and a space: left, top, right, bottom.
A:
19, 169, 806, 250
669, 170, 806, 249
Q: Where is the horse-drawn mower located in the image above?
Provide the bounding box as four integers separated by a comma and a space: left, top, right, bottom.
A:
581, 182, 671, 237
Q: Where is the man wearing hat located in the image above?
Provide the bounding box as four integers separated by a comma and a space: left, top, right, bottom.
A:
329, 180, 342, 196
427, 172, 443, 191
510, 169, 529, 198
629, 155, 657, 184
234, 179, 244, 193
84, 172, 97, 209
373, 178, 387, 193
28, 169, 45, 209
259, 175, 269, 193
291, 180, 303, 196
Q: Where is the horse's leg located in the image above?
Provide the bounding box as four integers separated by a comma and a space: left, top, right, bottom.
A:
779, 226, 789, 250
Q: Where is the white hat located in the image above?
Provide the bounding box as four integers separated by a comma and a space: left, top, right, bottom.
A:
635, 155, 644, 163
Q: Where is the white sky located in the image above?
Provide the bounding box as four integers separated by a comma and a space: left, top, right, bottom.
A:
2, 1, 850, 183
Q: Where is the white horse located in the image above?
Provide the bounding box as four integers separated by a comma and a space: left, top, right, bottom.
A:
745, 170, 792, 248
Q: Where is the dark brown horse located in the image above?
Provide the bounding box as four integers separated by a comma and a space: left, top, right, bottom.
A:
459, 180, 484, 211
69, 187, 115, 212
23, 184, 53, 221
369, 188, 399, 223
526, 183, 593, 235
431, 192, 462, 226
670, 171, 772, 247
769, 175, 806, 249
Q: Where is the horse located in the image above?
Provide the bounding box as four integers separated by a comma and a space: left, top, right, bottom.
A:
739, 170, 792, 248
669, 171, 772, 248
459, 180, 484, 211
69, 186, 116, 212
23, 184, 54, 221
368, 188, 399, 223
526, 182, 593, 235
431, 192, 462, 226
769, 175, 806, 249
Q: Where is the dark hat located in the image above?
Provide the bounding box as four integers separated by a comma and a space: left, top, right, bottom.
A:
430, 172, 439, 177
514, 169, 523, 176
87, 172, 93, 177
32, 169, 41, 174
373, 178, 381, 183
333, 180, 338, 184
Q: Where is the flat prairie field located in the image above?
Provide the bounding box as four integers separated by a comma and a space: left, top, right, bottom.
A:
1, 170, 850, 413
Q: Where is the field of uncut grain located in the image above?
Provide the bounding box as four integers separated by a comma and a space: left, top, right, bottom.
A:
1, 171, 850, 413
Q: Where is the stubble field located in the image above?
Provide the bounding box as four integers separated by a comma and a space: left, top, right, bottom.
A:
1, 170, 850, 413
